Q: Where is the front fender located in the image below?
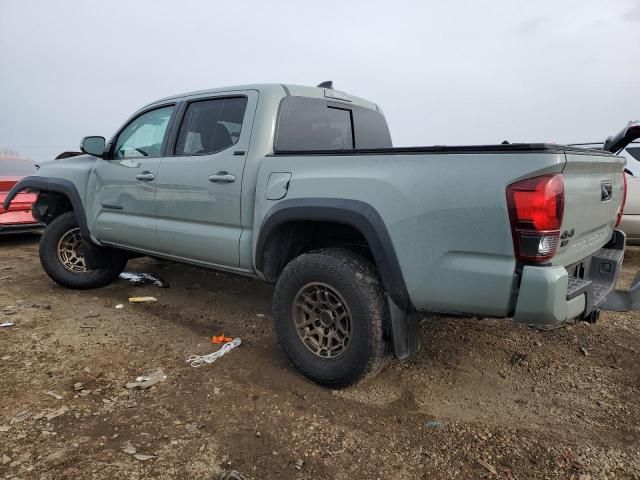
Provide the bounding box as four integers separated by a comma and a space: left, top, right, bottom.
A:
3, 176, 90, 239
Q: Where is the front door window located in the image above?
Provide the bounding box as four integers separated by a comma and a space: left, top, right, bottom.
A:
114, 106, 174, 159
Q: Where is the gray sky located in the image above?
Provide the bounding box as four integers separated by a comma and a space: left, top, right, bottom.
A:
1, 0, 639, 163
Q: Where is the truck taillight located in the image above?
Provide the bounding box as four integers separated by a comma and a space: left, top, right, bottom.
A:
615, 172, 627, 228
506, 174, 564, 263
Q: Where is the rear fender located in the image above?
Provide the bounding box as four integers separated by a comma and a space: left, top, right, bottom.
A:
255, 198, 419, 360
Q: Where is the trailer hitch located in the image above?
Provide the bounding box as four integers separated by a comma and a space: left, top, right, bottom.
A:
601, 272, 640, 312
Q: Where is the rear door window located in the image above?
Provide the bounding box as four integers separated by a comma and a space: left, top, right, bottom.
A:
174, 97, 248, 156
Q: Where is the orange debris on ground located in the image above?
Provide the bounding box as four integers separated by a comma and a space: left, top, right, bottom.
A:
211, 335, 233, 344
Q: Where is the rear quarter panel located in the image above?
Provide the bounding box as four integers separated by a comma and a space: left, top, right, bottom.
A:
254, 152, 567, 316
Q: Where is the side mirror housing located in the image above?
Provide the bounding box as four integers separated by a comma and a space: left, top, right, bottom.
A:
80, 136, 106, 157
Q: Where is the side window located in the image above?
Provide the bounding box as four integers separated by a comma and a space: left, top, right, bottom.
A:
114, 106, 174, 159
174, 97, 248, 156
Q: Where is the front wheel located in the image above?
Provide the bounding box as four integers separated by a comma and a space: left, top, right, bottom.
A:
39, 212, 127, 289
272, 248, 391, 388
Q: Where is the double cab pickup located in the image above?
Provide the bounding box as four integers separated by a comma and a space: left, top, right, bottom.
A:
4, 83, 628, 386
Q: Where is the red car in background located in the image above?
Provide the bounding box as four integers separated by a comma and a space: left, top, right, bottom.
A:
0, 155, 41, 234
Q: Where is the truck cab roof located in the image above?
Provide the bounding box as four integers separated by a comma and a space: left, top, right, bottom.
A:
147, 83, 380, 112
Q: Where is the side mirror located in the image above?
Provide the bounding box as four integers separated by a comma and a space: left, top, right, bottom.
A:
80, 136, 106, 157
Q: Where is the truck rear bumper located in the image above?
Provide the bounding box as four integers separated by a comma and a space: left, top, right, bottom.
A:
513, 230, 625, 326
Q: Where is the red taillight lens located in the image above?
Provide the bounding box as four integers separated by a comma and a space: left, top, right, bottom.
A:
615, 172, 627, 228
506, 174, 565, 262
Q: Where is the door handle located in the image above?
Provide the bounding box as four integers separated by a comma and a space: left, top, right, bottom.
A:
135, 172, 155, 182
208, 172, 236, 184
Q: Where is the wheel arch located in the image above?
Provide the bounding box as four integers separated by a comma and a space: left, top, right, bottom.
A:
3, 176, 90, 238
255, 198, 411, 312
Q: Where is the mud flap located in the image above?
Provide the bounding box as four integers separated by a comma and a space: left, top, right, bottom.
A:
601, 272, 640, 312
80, 240, 111, 270
386, 294, 420, 360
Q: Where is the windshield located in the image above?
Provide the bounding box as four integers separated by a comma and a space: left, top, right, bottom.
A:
626, 146, 640, 162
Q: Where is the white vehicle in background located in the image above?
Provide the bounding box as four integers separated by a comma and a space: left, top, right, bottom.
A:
570, 122, 640, 245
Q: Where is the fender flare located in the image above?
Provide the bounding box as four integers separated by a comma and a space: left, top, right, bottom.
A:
3, 176, 91, 239
256, 198, 410, 310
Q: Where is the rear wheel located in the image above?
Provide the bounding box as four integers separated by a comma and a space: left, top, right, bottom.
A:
39, 212, 127, 289
272, 248, 391, 388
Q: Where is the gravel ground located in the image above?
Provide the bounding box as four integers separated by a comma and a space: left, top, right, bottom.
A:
0, 233, 639, 479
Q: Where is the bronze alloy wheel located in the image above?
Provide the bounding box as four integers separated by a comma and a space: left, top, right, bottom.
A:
56, 227, 89, 273
293, 282, 352, 358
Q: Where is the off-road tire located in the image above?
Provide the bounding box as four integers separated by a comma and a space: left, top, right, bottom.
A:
39, 212, 127, 289
272, 248, 391, 388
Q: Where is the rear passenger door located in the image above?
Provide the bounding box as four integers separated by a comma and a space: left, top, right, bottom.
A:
154, 91, 258, 267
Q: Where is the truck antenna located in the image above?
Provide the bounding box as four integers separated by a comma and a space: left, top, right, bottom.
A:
317, 81, 333, 89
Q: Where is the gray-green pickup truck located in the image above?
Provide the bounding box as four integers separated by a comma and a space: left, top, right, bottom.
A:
4, 83, 628, 387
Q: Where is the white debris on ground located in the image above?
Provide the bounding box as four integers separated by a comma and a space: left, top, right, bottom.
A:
125, 368, 167, 390
119, 272, 169, 288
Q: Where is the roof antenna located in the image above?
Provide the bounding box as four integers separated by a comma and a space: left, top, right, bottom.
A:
317, 81, 333, 89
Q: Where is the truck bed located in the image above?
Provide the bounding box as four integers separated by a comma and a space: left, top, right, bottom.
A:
259, 142, 625, 320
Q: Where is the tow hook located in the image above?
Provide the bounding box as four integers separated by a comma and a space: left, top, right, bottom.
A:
601, 272, 640, 312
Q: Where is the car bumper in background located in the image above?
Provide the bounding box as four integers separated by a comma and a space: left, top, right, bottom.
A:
0, 223, 43, 234
513, 230, 625, 326
619, 214, 640, 245
0, 210, 42, 234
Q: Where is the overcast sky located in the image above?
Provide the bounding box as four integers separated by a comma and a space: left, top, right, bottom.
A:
1, 0, 639, 163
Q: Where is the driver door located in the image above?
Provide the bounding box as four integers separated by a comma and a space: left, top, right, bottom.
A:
90, 104, 176, 252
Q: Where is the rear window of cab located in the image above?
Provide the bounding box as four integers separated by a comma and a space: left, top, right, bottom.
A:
274, 96, 392, 152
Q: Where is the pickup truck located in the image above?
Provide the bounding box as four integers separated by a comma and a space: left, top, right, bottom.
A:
3, 82, 629, 387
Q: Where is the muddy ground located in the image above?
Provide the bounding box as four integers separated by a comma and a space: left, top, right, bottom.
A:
0, 233, 639, 480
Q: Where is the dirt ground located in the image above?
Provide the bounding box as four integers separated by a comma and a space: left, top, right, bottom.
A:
0, 234, 639, 480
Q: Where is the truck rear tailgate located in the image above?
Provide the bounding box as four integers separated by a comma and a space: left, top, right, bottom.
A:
552, 151, 625, 267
